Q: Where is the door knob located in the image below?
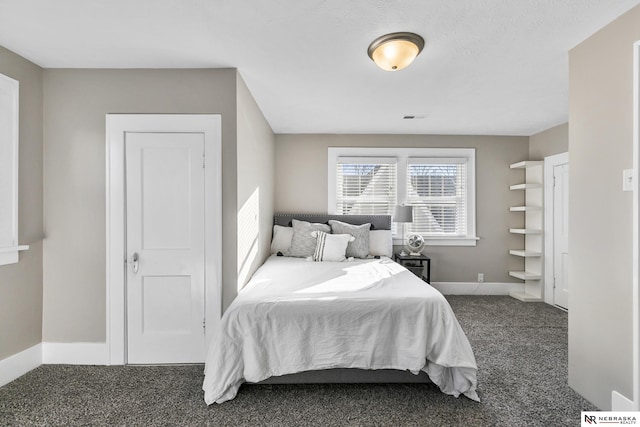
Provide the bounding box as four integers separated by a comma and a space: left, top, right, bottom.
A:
131, 252, 139, 274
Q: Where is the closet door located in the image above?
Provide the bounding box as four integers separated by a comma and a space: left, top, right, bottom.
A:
125, 132, 205, 364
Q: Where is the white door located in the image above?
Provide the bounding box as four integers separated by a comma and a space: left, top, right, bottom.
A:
125, 132, 206, 364
553, 163, 569, 310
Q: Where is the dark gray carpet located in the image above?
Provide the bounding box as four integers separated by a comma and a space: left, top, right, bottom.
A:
0, 296, 596, 426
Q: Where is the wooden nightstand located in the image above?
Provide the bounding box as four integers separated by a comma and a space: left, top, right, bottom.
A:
394, 252, 431, 283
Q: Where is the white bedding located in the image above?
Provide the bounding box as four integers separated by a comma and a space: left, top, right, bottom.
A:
203, 255, 479, 404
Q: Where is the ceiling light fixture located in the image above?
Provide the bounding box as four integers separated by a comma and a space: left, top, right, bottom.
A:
367, 32, 425, 71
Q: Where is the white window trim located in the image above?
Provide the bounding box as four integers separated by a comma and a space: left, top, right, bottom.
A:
0, 73, 28, 266
328, 147, 478, 247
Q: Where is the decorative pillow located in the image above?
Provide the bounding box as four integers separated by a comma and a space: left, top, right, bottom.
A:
369, 229, 393, 258
328, 220, 371, 259
270, 225, 293, 254
310, 231, 354, 262
286, 219, 331, 258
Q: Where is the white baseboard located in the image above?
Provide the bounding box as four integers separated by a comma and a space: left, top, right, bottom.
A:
0, 343, 42, 387
612, 390, 634, 411
431, 282, 525, 295
42, 342, 109, 365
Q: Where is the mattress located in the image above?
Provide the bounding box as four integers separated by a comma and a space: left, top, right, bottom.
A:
203, 255, 479, 404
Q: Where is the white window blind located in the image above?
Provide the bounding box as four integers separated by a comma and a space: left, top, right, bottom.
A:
406, 157, 467, 237
329, 147, 476, 246
335, 157, 397, 216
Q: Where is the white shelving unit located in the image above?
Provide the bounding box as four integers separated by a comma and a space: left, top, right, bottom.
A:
509, 160, 544, 302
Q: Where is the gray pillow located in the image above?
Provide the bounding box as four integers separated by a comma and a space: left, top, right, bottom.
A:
328, 220, 371, 259
286, 219, 331, 258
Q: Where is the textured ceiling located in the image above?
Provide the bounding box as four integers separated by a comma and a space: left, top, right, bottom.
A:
1, 0, 639, 136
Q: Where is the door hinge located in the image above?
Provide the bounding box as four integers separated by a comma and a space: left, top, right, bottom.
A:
553, 176, 556, 187
202, 318, 206, 330
202, 153, 205, 169
553, 277, 556, 289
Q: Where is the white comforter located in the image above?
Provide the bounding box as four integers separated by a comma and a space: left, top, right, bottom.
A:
203, 256, 479, 404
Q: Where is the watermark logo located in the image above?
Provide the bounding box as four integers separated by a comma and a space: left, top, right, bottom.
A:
582, 412, 638, 426
584, 414, 597, 424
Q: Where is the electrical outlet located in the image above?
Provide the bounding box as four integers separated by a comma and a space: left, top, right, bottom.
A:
478, 273, 484, 283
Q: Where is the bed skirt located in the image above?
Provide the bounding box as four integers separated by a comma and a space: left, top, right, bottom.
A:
253, 368, 431, 385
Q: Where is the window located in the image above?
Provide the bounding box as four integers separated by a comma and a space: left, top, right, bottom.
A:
334, 157, 396, 216
407, 158, 468, 237
328, 147, 477, 246
0, 73, 26, 266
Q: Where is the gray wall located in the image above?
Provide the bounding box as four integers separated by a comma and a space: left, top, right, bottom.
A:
42, 69, 238, 342
568, 4, 639, 409
235, 74, 275, 305
529, 123, 568, 159
0, 47, 44, 359
275, 134, 529, 284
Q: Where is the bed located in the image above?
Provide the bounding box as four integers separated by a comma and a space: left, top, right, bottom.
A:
202, 214, 478, 404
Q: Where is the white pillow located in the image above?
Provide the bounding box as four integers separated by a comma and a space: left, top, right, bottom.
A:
309, 231, 355, 262
369, 230, 393, 258
270, 225, 293, 254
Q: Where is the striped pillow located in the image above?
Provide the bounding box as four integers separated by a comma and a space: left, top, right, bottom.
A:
310, 231, 355, 262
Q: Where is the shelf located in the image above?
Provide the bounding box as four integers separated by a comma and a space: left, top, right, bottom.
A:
510, 183, 542, 190
509, 206, 541, 212
0, 245, 29, 253
509, 271, 542, 280
509, 291, 543, 302
510, 161, 543, 169
508, 160, 543, 303
509, 228, 542, 234
509, 250, 542, 257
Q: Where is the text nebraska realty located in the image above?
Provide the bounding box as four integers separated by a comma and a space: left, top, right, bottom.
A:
585, 414, 637, 425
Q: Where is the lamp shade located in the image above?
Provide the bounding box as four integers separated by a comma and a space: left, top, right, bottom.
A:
393, 205, 413, 223
368, 32, 425, 71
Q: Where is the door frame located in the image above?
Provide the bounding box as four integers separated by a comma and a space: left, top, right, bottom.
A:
632, 40, 639, 411
106, 114, 222, 365
544, 151, 569, 307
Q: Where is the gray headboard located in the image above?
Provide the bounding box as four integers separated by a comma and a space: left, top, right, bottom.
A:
274, 213, 391, 230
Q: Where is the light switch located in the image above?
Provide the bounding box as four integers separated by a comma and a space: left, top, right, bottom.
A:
623, 169, 634, 191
